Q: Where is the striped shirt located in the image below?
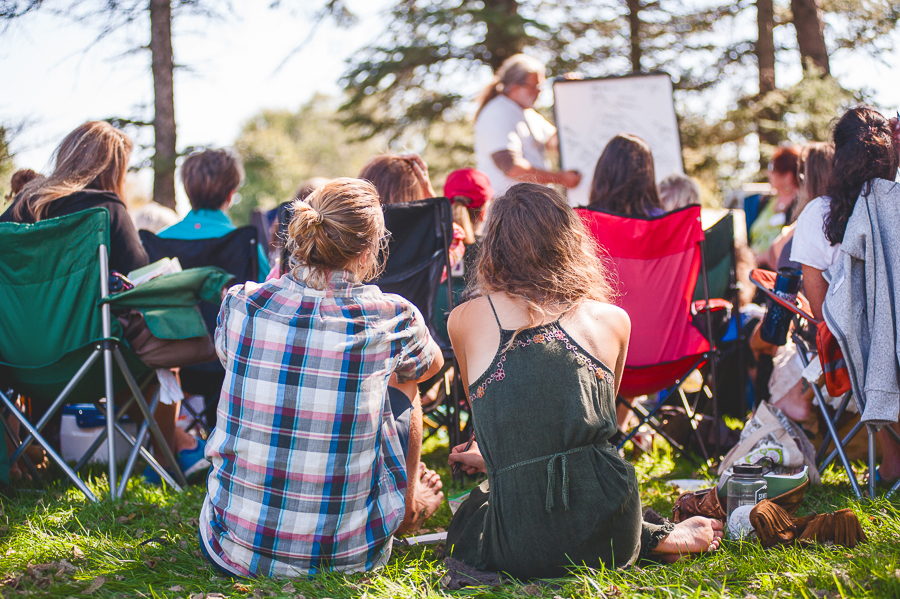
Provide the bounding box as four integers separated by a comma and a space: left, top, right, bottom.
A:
200, 269, 437, 577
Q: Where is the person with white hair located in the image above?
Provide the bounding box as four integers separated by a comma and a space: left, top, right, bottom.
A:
474, 54, 581, 194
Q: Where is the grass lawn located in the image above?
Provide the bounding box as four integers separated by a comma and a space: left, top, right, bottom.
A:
2, 437, 900, 599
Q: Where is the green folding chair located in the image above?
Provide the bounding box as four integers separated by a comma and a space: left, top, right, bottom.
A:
0, 208, 230, 501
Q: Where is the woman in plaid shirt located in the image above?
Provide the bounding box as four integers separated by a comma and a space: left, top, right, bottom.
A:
199, 178, 445, 577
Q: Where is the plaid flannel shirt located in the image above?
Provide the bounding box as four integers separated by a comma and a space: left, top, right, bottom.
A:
200, 269, 436, 577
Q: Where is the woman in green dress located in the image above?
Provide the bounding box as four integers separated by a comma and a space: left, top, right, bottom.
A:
446, 183, 723, 579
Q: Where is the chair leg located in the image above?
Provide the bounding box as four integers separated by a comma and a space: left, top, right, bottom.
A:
11, 349, 101, 464
0, 389, 97, 502
102, 347, 118, 501
113, 348, 188, 487
0, 404, 40, 481
795, 343, 862, 499
869, 425, 877, 499
116, 388, 182, 495
815, 392, 853, 464
820, 421, 864, 472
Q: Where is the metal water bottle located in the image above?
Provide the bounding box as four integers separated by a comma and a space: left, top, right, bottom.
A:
759, 267, 802, 345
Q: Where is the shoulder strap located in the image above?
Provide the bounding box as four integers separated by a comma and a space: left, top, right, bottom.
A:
486, 295, 503, 329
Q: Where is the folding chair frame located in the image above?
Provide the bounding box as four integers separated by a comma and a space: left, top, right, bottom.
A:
0, 245, 186, 502
616, 237, 722, 460
751, 269, 900, 500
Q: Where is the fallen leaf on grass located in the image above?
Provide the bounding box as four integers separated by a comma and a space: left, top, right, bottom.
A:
179, 539, 188, 549
193, 550, 203, 558
188, 517, 199, 527
207, 594, 226, 599
72, 546, 85, 560
520, 584, 541, 596
135, 528, 146, 537
144, 558, 158, 569
281, 582, 295, 593
189, 594, 205, 599
169, 585, 185, 591
233, 582, 253, 592
83, 576, 106, 594
0, 573, 23, 588
115, 514, 136, 524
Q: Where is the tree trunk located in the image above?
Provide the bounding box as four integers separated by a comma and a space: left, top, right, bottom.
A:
756, 0, 776, 94
626, 0, 643, 73
149, 0, 176, 209
756, 0, 779, 151
791, 0, 829, 76
482, 0, 525, 70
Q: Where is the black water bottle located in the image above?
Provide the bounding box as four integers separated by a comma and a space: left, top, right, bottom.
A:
759, 267, 802, 345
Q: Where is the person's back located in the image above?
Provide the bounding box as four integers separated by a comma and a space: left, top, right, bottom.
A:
200, 178, 445, 577
157, 148, 269, 280
445, 183, 722, 578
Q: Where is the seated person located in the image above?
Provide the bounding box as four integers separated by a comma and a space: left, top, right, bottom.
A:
785, 106, 900, 482
199, 178, 446, 577
758, 142, 834, 271
157, 148, 269, 281
445, 183, 723, 579
587, 133, 666, 217
584, 134, 665, 429
749, 145, 800, 259
444, 168, 493, 245
658, 172, 701, 212
358, 154, 466, 274
0, 121, 213, 477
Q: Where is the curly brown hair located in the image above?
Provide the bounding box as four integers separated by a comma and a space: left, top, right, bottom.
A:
824, 106, 899, 245
472, 183, 614, 343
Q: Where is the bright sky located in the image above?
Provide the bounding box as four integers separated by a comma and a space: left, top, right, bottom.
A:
2, 0, 899, 196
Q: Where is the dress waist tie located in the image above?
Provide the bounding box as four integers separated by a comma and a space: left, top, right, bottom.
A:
492, 444, 598, 515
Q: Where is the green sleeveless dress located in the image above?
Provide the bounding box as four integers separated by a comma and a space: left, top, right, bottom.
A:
447, 298, 673, 579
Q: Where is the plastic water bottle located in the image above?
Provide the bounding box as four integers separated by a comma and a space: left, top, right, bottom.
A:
726, 464, 767, 539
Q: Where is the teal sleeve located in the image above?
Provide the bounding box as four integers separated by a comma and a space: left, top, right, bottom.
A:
257, 245, 271, 282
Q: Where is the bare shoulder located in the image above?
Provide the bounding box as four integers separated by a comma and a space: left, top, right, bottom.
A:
578, 300, 630, 339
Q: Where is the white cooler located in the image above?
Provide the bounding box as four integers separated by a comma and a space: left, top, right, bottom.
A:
60, 404, 138, 464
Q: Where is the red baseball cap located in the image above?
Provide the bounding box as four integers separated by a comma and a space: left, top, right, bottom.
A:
443, 168, 494, 210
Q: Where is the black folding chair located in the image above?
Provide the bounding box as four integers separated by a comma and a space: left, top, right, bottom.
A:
374, 198, 465, 447
139, 227, 260, 433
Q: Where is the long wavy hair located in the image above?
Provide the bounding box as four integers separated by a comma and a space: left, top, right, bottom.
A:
587, 134, 663, 217
13, 121, 132, 221
824, 106, 899, 245
472, 183, 615, 343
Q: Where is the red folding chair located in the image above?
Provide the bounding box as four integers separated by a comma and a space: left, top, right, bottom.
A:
577, 205, 721, 457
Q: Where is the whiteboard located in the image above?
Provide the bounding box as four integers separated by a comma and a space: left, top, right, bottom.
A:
553, 73, 684, 207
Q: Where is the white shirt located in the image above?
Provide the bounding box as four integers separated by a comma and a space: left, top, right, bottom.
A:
474, 94, 557, 195
790, 196, 841, 271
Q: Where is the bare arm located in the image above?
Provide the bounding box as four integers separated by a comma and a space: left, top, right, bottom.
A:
802, 264, 829, 321
446, 304, 486, 474
491, 150, 581, 188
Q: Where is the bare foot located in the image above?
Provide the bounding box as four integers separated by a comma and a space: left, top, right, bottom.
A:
653, 517, 724, 560
398, 463, 444, 534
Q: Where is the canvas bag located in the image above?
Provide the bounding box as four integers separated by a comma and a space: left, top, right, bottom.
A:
717, 402, 820, 485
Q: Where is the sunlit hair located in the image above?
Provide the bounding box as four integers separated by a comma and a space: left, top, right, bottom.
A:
358, 155, 428, 205
770, 145, 801, 185
658, 173, 701, 212
14, 121, 132, 221
476, 54, 545, 117
587, 134, 663, 217
825, 106, 899, 245
472, 183, 614, 344
795, 142, 834, 217
287, 178, 386, 289
180, 148, 244, 211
